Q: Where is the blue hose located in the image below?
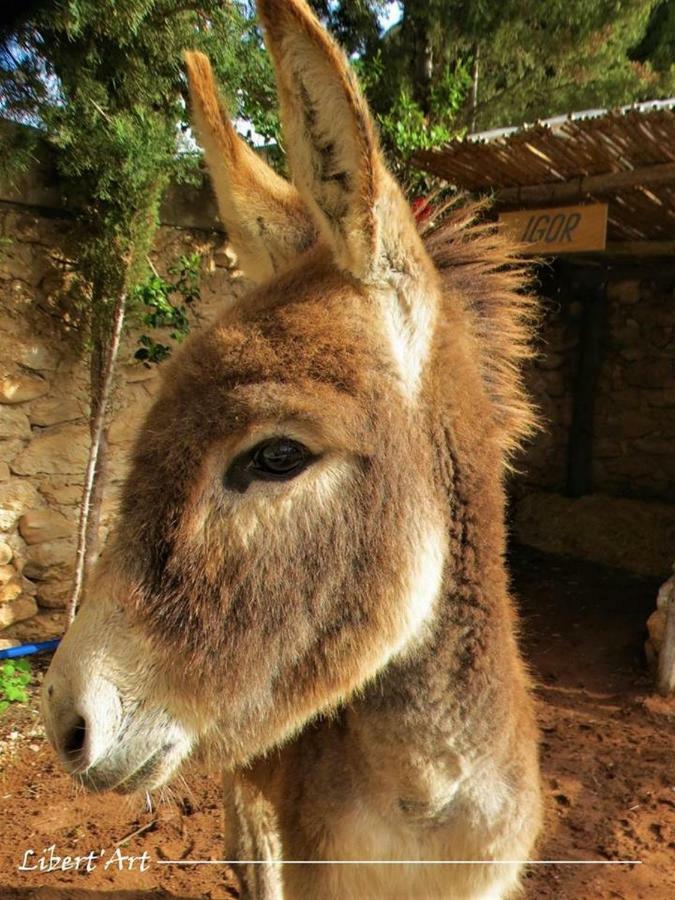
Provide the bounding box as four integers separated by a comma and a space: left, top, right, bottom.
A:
0, 639, 60, 660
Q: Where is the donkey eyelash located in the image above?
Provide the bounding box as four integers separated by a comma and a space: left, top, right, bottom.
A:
224, 437, 318, 494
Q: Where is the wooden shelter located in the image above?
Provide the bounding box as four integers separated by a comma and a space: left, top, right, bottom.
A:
414, 99, 675, 257
414, 101, 675, 695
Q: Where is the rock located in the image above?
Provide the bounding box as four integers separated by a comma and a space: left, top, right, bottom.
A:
23, 539, 74, 582
36, 581, 70, 610
657, 576, 675, 609
15, 341, 59, 372
0, 638, 20, 650
108, 405, 147, 447
0, 564, 17, 586
213, 245, 238, 269
123, 363, 156, 384
625, 359, 673, 390
0, 595, 38, 629
514, 492, 675, 577
646, 607, 667, 675
0, 579, 22, 604
0, 479, 41, 531
635, 437, 675, 457
38, 479, 83, 507
0, 440, 25, 464
0, 374, 49, 405
0, 407, 31, 439
647, 608, 666, 650
0, 540, 12, 565
18, 508, 72, 544
11, 423, 89, 476
607, 279, 640, 305
19, 575, 37, 597
0, 461, 9, 481
30, 397, 84, 427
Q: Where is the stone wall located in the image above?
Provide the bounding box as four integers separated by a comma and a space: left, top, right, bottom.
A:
594, 277, 675, 502
0, 187, 244, 643
2, 160, 675, 641
517, 271, 675, 503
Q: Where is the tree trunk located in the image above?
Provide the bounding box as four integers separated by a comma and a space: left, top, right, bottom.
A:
471, 44, 480, 133
67, 289, 126, 624
405, 1, 433, 116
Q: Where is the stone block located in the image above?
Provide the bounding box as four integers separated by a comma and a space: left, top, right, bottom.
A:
514, 492, 675, 577
108, 405, 148, 447
14, 340, 59, 372
0, 374, 49, 405
0, 478, 41, 531
23, 539, 74, 583
29, 397, 84, 427
38, 478, 83, 507
11, 423, 89, 475
0, 407, 31, 439
607, 279, 640, 305
625, 359, 673, 389
18, 508, 72, 544
0, 440, 25, 464
0, 638, 20, 650
0, 595, 38, 629
122, 363, 156, 384
0, 563, 17, 586
36, 580, 70, 610
0, 578, 22, 604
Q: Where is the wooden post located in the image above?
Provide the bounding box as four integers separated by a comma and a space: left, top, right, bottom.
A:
566, 274, 607, 498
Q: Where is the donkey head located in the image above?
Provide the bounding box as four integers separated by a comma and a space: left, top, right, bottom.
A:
42, 0, 529, 795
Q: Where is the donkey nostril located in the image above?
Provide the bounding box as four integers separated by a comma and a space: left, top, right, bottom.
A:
63, 715, 87, 760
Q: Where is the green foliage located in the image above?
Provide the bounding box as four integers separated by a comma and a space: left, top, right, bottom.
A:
2, 0, 672, 222
0, 659, 32, 714
464, 0, 675, 130
0, 0, 279, 437
355, 49, 470, 189
315, 1, 675, 158
132, 253, 201, 367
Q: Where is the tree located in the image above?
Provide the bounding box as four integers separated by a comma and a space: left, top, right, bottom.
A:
0, 0, 277, 619
459, 0, 675, 131
312, 1, 674, 171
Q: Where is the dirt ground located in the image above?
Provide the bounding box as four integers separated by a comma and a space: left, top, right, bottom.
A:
0, 545, 673, 900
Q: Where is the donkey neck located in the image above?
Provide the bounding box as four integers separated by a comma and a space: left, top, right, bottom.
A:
345, 423, 523, 810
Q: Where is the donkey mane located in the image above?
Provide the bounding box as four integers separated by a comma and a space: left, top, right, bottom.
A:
422, 202, 539, 462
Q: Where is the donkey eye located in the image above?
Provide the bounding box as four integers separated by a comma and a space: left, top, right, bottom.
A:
225, 438, 315, 493
252, 439, 311, 479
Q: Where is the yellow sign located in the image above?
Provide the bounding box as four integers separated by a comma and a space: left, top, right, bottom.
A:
499, 203, 608, 253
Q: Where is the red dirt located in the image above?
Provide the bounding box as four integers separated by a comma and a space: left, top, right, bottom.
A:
1, 546, 673, 899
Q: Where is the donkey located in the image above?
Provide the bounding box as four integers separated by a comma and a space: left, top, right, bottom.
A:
42, 1, 542, 897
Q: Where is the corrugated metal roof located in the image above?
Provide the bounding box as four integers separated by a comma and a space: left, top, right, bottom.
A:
413, 101, 675, 244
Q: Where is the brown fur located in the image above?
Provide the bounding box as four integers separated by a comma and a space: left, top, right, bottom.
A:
42, 3, 542, 898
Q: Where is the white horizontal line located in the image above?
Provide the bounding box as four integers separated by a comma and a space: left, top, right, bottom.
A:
156, 860, 642, 866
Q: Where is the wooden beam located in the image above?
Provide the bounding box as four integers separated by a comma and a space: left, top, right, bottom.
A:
603, 240, 675, 257
497, 161, 675, 205
566, 276, 607, 498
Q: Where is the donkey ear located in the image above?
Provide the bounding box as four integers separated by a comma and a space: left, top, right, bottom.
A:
257, 0, 439, 392
256, 0, 387, 280
184, 51, 316, 283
